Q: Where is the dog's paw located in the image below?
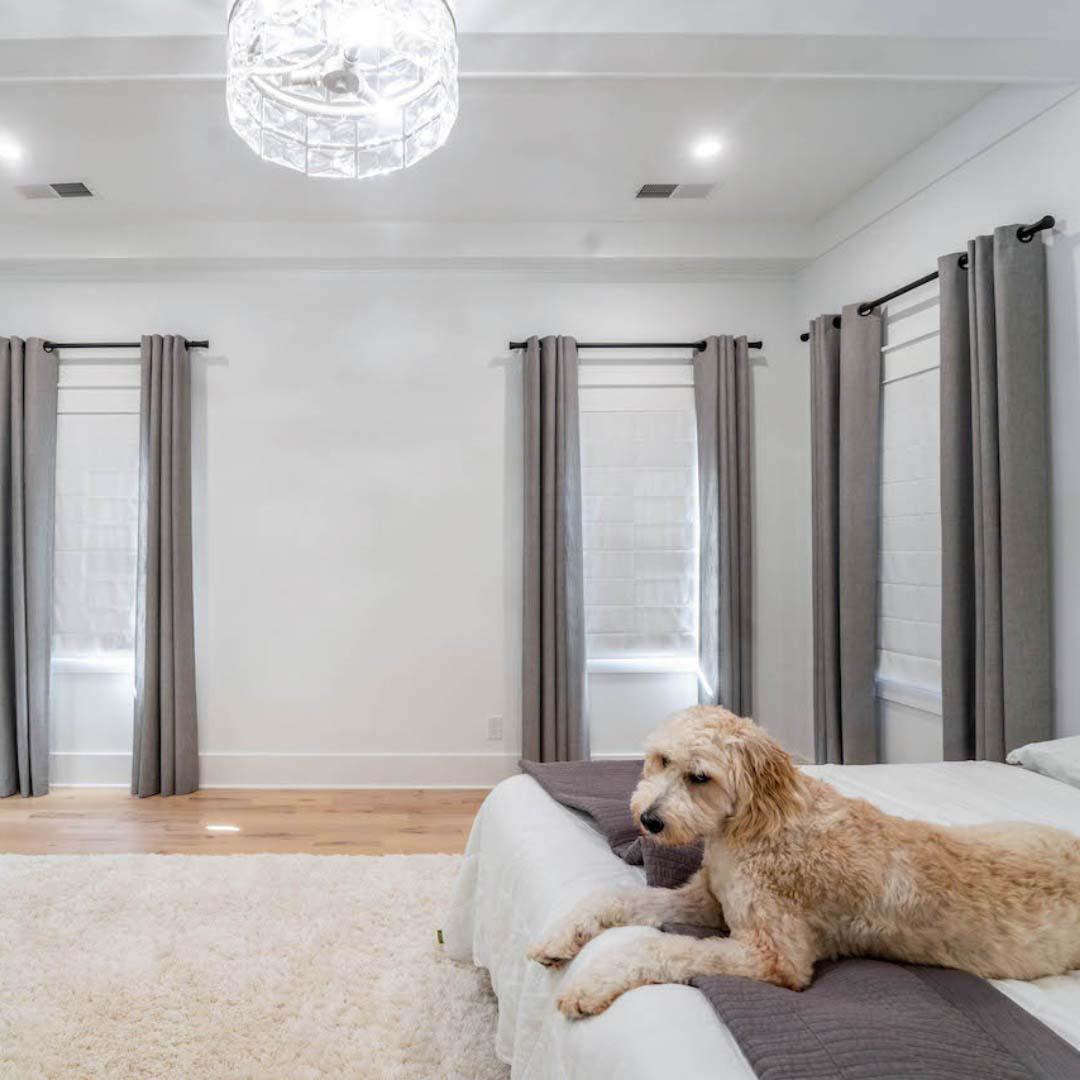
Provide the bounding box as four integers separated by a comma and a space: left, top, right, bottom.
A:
526, 940, 570, 968
555, 940, 658, 1019
527, 921, 598, 967
557, 975, 621, 1019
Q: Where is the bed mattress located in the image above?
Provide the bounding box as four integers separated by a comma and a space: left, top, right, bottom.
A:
444, 760, 1080, 1079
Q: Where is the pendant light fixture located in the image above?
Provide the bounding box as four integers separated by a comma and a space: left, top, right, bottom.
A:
226, 0, 458, 180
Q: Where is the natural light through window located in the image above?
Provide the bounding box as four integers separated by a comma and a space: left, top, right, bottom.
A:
579, 362, 699, 673
53, 362, 141, 674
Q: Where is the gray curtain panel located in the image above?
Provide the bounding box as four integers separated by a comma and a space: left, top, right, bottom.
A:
521, 336, 588, 762
810, 316, 842, 764
939, 227, 1051, 761
810, 305, 883, 764
694, 335, 753, 715
0, 337, 58, 797
132, 335, 199, 796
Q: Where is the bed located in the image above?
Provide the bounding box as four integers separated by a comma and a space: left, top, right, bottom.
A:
444, 760, 1080, 1079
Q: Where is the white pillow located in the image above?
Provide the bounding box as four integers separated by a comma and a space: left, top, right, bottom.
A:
1007, 735, 1080, 790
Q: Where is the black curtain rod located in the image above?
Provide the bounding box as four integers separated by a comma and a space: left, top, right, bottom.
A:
509, 339, 763, 351
43, 338, 210, 353
798, 214, 1054, 342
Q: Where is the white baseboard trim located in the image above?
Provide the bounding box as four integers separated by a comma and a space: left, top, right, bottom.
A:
49, 751, 520, 789
199, 752, 520, 789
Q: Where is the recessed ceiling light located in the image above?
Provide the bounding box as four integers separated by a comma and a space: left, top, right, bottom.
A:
205, 824, 241, 833
0, 134, 23, 165
691, 137, 723, 161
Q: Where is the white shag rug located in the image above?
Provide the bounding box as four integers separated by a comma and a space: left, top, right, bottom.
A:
0, 854, 507, 1080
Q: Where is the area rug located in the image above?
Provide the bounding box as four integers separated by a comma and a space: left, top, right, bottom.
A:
0, 854, 507, 1079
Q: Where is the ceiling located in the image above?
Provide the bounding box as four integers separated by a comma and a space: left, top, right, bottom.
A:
0, 77, 991, 225
0, 1, 1075, 252
3, 1, 1080, 40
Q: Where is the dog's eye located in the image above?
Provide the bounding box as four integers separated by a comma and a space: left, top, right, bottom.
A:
658, 755, 669, 768
687, 771, 710, 785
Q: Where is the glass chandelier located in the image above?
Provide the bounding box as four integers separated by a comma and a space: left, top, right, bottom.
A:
226, 0, 458, 180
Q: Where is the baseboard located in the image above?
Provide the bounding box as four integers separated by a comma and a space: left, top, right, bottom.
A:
49, 751, 520, 789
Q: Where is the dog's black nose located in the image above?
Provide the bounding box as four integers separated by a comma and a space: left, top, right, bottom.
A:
640, 810, 664, 835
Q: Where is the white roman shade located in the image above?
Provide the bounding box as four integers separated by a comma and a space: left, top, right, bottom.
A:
877, 286, 942, 715
53, 362, 140, 662
578, 363, 699, 668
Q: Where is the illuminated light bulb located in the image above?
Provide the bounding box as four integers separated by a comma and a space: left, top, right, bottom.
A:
0, 133, 23, 164
691, 136, 723, 161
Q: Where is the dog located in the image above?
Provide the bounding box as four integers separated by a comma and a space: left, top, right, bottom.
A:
527, 706, 1080, 1019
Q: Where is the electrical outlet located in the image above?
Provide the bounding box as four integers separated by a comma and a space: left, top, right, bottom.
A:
487, 716, 504, 742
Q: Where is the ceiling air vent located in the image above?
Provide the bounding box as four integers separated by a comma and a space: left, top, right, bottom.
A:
672, 183, 716, 200
636, 183, 679, 199
15, 181, 96, 200
636, 182, 715, 200
50, 181, 95, 198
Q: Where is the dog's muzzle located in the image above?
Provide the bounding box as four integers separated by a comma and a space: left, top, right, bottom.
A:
640, 809, 664, 835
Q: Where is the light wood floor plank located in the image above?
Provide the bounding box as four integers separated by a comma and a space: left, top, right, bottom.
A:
0, 788, 488, 855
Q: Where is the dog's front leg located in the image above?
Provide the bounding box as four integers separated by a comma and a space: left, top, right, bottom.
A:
528, 869, 724, 968
557, 921, 815, 1018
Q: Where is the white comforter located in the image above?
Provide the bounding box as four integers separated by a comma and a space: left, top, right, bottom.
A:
444, 761, 1080, 1079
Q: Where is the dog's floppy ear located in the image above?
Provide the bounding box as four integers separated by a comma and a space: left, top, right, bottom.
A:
729, 729, 803, 841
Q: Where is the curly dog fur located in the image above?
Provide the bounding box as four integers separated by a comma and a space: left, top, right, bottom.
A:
528, 706, 1080, 1019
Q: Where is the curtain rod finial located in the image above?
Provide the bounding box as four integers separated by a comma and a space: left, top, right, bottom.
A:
1017, 215, 1055, 243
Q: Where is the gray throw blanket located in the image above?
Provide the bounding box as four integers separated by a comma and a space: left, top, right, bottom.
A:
521, 759, 703, 887
521, 759, 1080, 1080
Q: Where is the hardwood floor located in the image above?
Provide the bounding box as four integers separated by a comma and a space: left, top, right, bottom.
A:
0, 788, 488, 855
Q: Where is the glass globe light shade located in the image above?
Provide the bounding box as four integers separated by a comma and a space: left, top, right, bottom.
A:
226, 0, 458, 179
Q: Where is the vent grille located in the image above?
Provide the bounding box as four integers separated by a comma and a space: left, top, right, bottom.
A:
672, 183, 715, 200
51, 181, 94, 198
636, 182, 715, 200
636, 183, 679, 199
15, 181, 97, 200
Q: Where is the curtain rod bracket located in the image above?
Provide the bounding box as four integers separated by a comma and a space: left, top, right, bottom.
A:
799, 315, 842, 343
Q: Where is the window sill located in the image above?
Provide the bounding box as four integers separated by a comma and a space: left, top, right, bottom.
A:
875, 675, 942, 717
588, 657, 699, 676
52, 654, 135, 677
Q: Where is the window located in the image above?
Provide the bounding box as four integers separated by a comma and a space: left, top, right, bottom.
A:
53, 362, 141, 672
579, 363, 699, 673
877, 286, 942, 715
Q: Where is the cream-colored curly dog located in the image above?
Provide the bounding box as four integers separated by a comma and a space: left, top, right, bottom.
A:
528, 706, 1080, 1019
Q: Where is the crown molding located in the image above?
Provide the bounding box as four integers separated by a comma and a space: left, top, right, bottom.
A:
0, 254, 807, 283
809, 83, 1078, 259
0, 217, 813, 269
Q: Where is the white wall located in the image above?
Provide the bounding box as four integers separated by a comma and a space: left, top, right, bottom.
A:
24, 86, 1080, 783
1, 269, 808, 784
795, 86, 1080, 759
